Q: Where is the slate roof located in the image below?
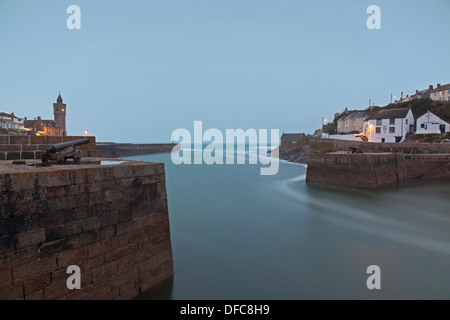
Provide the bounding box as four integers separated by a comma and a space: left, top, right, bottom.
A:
24, 119, 59, 128
431, 84, 450, 93
366, 108, 410, 121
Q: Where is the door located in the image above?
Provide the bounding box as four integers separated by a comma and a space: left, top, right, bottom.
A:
395, 136, 402, 143
440, 124, 446, 134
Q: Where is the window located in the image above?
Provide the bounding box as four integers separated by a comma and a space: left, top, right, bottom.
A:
376, 127, 381, 134
390, 118, 395, 125
389, 127, 395, 133
421, 123, 425, 128
376, 119, 382, 125
406, 119, 408, 124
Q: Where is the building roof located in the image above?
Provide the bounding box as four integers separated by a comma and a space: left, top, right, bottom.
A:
0, 112, 16, 118
57, 94, 63, 104
417, 111, 449, 123
337, 111, 367, 121
431, 83, 450, 93
24, 119, 59, 128
366, 108, 411, 121
281, 133, 305, 139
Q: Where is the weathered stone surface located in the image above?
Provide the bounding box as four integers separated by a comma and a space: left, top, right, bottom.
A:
15, 228, 46, 249
0, 145, 21, 152
9, 136, 29, 145
306, 152, 406, 189
0, 160, 173, 300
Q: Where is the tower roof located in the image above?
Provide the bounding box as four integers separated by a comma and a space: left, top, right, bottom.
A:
57, 94, 63, 104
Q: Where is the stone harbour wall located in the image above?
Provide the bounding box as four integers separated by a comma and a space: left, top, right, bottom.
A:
404, 154, 450, 180
0, 135, 101, 161
0, 160, 173, 300
306, 152, 406, 189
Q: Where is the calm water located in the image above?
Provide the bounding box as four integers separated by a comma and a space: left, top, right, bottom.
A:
127, 149, 450, 299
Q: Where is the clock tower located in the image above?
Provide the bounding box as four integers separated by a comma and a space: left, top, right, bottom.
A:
53, 93, 67, 136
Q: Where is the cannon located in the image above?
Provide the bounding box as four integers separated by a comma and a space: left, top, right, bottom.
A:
41, 138, 90, 165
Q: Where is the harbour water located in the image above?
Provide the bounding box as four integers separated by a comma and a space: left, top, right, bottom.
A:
128, 148, 450, 299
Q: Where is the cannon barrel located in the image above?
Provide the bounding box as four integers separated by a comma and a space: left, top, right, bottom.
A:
48, 138, 90, 153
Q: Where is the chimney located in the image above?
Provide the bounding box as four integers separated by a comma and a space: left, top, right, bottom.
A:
429, 85, 433, 90
37, 116, 41, 121
416, 89, 419, 94
24, 117, 27, 121
437, 83, 441, 88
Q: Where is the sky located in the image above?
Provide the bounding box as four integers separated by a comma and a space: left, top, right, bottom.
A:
0, 0, 449, 143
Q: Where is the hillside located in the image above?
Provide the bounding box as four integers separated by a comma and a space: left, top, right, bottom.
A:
369, 98, 450, 124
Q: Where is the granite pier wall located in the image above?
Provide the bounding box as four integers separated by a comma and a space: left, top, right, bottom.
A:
306, 152, 406, 189
0, 161, 173, 300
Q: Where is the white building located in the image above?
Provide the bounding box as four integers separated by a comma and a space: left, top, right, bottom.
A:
363, 108, 415, 143
430, 83, 450, 101
0, 112, 24, 129
416, 111, 450, 134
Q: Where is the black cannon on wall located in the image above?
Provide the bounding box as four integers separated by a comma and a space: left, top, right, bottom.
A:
41, 138, 90, 165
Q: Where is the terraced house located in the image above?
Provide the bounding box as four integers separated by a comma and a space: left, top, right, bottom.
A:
430, 83, 450, 101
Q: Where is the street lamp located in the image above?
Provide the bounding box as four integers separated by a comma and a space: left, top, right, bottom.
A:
84, 129, 89, 136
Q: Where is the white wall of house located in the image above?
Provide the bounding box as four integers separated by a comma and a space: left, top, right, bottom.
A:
0, 115, 24, 129
416, 111, 450, 134
363, 110, 415, 143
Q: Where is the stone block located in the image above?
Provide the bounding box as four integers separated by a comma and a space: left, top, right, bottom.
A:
9, 135, 29, 145
21, 151, 36, 159
45, 224, 67, 242
56, 246, 88, 269
30, 136, 46, 145
24, 274, 51, 295
25, 289, 44, 300
22, 145, 37, 151
113, 165, 133, 179
46, 136, 63, 144
12, 256, 57, 285
15, 228, 46, 249
88, 239, 112, 259
0, 284, 24, 300
0, 246, 39, 270
0, 145, 20, 152
0, 136, 9, 144
6, 152, 21, 160
66, 217, 99, 237
0, 268, 12, 291
132, 164, 156, 177
98, 211, 118, 228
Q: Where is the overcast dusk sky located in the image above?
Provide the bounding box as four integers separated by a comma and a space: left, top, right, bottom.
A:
0, 0, 449, 142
